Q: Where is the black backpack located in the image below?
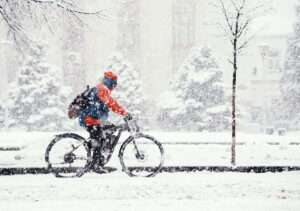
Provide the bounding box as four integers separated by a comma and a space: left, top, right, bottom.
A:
68, 85, 94, 119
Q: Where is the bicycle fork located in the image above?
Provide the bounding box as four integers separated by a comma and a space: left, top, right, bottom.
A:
132, 139, 145, 160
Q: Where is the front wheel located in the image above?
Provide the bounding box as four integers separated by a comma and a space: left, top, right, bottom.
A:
119, 133, 164, 177
45, 133, 91, 178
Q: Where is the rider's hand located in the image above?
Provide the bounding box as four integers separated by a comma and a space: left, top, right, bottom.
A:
124, 113, 133, 121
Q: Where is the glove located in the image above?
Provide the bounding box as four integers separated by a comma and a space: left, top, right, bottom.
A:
124, 113, 133, 121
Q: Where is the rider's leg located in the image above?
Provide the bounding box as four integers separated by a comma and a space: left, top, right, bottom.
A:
86, 125, 104, 147
86, 125, 107, 171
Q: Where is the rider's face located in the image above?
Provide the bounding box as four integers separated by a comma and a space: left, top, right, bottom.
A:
112, 81, 117, 89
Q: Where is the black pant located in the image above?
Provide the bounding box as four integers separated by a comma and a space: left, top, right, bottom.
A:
86, 125, 104, 164
86, 125, 104, 140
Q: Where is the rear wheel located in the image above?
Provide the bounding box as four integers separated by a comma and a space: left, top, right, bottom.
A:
119, 133, 164, 177
45, 133, 91, 178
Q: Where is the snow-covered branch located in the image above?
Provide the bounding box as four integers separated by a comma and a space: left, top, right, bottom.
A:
0, 0, 106, 48
237, 18, 250, 38
213, 0, 271, 54
29, 0, 103, 15
218, 0, 234, 35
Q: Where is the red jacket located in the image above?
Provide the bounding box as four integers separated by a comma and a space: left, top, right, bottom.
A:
81, 83, 127, 126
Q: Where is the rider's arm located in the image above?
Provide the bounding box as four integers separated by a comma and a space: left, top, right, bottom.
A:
98, 88, 127, 115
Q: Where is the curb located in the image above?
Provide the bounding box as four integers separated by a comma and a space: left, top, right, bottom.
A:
1, 166, 300, 176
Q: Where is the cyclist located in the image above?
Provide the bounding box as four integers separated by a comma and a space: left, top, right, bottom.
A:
79, 71, 132, 170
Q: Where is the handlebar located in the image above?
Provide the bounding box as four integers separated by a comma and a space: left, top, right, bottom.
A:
123, 118, 140, 134
100, 118, 140, 135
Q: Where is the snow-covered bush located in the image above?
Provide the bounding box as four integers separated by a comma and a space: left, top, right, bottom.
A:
102, 52, 147, 127
279, 4, 300, 130
157, 46, 230, 131
6, 42, 74, 131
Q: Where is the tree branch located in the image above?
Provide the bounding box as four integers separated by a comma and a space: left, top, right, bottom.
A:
237, 18, 250, 38
29, 0, 104, 15
240, 0, 246, 11
0, 0, 106, 48
43, 12, 55, 35
246, 3, 266, 14
237, 24, 268, 52
229, 0, 239, 12
218, 0, 235, 35
215, 22, 235, 44
0, 10, 18, 34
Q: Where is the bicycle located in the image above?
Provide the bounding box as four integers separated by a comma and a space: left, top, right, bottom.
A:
45, 119, 164, 178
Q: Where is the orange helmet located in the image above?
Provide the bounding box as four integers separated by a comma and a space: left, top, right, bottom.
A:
104, 71, 117, 80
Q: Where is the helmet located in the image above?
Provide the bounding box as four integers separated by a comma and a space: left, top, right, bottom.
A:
104, 71, 117, 80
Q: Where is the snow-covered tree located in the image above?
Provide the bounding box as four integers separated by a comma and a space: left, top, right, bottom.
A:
157, 46, 230, 132
102, 52, 147, 127
0, 95, 5, 129
7, 42, 74, 131
279, 3, 300, 129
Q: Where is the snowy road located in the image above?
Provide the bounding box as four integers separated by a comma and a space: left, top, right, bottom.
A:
1, 131, 300, 210
0, 172, 299, 211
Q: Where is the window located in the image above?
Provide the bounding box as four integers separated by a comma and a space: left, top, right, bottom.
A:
274, 59, 279, 70
269, 59, 273, 70
252, 67, 257, 76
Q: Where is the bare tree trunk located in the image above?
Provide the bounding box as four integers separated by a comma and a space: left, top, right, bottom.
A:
231, 12, 239, 166
231, 50, 237, 166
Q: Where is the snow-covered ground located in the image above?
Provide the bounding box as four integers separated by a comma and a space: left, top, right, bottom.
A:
0, 172, 299, 211
0, 131, 300, 167
0, 131, 300, 210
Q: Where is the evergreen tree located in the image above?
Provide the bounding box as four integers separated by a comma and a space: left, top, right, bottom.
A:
280, 3, 300, 129
157, 46, 230, 131
0, 95, 5, 129
7, 42, 74, 131
102, 52, 147, 127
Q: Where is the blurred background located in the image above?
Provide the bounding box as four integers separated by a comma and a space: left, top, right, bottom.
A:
0, 0, 298, 134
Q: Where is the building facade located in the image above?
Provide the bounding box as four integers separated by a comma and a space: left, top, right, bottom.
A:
62, 22, 87, 97
239, 35, 288, 131
172, 0, 196, 72
117, 0, 141, 63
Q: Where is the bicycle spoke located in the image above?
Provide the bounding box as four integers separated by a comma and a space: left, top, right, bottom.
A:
133, 139, 142, 158
69, 143, 83, 153
75, 156, 88, 160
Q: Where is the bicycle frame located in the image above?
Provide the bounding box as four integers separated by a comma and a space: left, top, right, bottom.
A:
96, 119, 143, 164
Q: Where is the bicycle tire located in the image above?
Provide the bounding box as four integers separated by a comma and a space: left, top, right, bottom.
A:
118, 133, 164, 177
45, 133, 91, 178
